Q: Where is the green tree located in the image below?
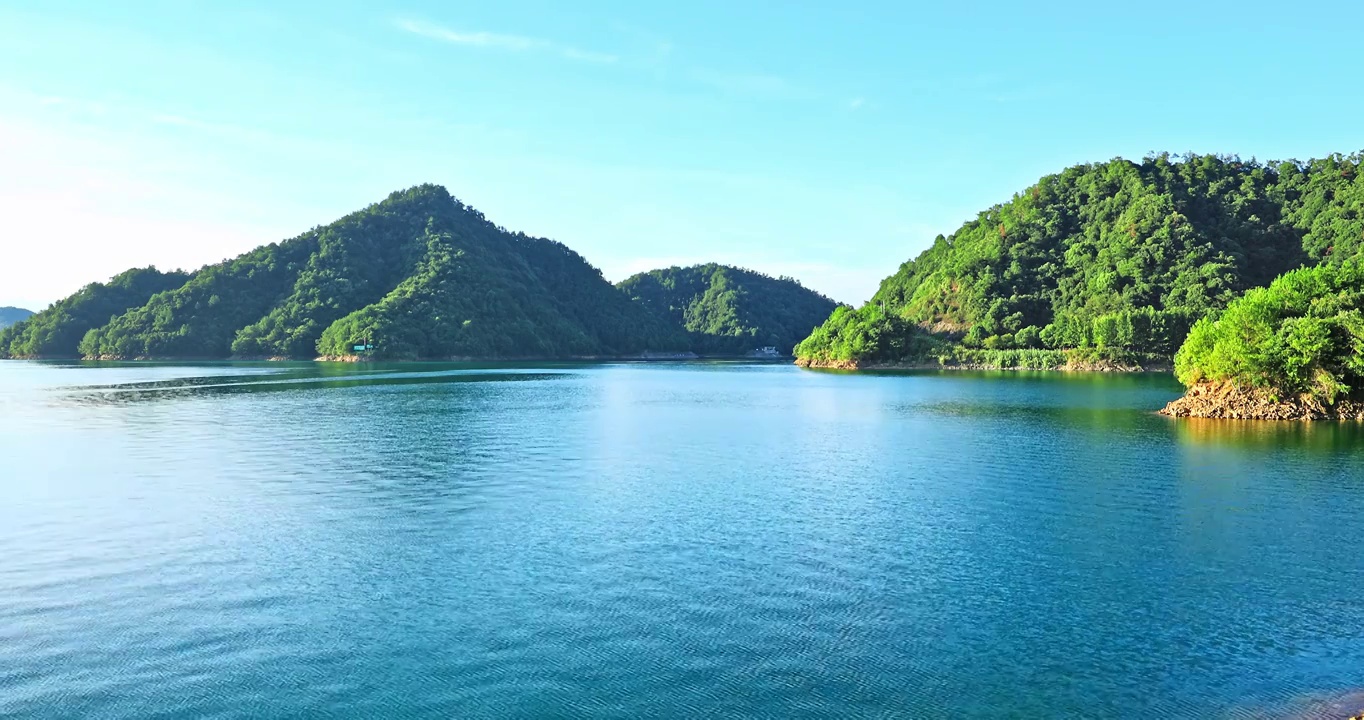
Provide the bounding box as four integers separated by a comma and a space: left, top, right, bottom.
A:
797, 153, 1363, 366
618, 264, 839, 355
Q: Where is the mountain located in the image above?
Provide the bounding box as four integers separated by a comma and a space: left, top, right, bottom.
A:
0, 307, 33, 330
10, 185, 691, 361
617, 264, 839, 355
0, 269, 192, 357
796, 152, 1364, 368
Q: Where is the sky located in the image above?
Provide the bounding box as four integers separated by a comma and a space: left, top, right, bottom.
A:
2, 0, 1362, 310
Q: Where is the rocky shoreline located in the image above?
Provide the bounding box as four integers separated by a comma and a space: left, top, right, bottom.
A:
794, 357, 1171, 373
1160, 382, 1364, 421
314, 351, 705, 362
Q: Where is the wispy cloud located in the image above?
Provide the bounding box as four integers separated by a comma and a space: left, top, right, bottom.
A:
560, 46, 619, 64
396, 18, 863, 109
145, 112, 281, 145
33, 95, 108, 115
394, 18, 618, 64
687, 68, 870, 111
28, 91, 268, 143
689, 68, 818, 102
609, 21, 673, 64
150, 113, 231, 132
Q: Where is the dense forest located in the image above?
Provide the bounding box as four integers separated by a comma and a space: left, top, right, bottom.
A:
9, 152, 1362, 390
617, 264, 838, 355
795, 152, 1364, 369
0, 268, 191, 357
1172, 257, 1364, 408
59, 185, 689, 360
1, 185, 825, 361
0, 307, 33, 330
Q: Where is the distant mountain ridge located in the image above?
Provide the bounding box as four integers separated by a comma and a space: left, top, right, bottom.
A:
1, 185, 827, 361
618, 264, 839, 355
0, 307, 34, 330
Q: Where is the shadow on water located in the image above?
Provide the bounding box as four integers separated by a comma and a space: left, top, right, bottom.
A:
913, 399, 1159, 432
66, 367, 395, 391
877, 370, 1182, 434
61, 369, 567, 405
1171, 416, 1364, 454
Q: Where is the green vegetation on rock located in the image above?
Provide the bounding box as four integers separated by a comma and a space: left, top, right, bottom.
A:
796, 152, 1364, 368
1174, 257, 1364, 403
0, 268, 191, 358
617, 264, 838, 355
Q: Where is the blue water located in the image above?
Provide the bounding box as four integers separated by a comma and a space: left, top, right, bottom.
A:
2, 361, 1363, 718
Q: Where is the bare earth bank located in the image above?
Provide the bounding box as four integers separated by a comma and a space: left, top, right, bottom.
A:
794, 357, 1171, 373
1161, 382, 1364, 421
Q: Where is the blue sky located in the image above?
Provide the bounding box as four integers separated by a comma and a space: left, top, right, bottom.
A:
2, 0, 1362, 310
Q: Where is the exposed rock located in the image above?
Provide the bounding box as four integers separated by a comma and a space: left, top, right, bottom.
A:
1161, 381, 1364, 421
794, 357, 861, 370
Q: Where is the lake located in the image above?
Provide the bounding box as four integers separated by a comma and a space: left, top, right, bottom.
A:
2, 360, 1363, 718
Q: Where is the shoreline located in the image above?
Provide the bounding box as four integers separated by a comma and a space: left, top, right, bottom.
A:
1160, 382, 1364, 421
794, 357, 1173, 373
3, 352, 799, 364
312, 351, 705, 362
24, 355, 1364, 423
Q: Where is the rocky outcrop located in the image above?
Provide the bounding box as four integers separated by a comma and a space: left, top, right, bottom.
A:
1161, 381, 1364, 421
794, 357, 862, 370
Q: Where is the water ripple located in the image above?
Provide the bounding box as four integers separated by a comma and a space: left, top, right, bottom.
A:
1, 361, 1362, 718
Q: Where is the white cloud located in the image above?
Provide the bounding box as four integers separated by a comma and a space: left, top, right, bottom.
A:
148, 112, 263, 140
394, 18, 617, 64
688, 68, 866, 110
609, 21, 673, 64
690, 68, 813, 101
560, 47, 620, 64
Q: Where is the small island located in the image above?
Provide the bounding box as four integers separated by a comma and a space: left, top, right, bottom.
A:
1162, 258, 1364, 420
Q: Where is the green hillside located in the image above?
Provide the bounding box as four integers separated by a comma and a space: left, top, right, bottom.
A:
796, 152, 1364, 368
617, 264, 839, 355
311, 192, 688, 359
0, 268, 192, 358
15, 185, 688, 361
1173, 257, 1364, 406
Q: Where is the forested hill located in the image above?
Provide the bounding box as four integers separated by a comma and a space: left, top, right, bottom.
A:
0, 307, 34, 330
1, 269, 192, 357
617, 264, 839, 355
796, 152, 1364, 367
4, 185, 690, 360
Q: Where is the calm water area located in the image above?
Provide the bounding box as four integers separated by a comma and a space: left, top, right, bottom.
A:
2, 361, 1362, 718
